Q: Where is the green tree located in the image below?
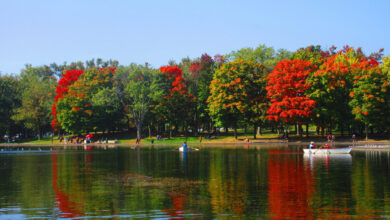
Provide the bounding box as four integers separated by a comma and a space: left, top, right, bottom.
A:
349, 59, 389, 140
125, 66, 161, 139
208, 60, 268, 139
226, 44, 291, 71
0, 74, 20, 137
188, 54, 218, 135
12, 66, 56, 139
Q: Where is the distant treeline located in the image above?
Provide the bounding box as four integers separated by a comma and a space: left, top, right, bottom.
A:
1, 45, 389, 140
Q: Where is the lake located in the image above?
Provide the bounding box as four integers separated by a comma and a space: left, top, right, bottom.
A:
0, 145, 389, 219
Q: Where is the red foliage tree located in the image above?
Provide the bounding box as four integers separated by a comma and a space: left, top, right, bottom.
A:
266, 59, 316, 124
158, 66, 194, 137
51, 69, 84, 130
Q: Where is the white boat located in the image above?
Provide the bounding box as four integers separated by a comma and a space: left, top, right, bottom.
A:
303, 147, 352, 154
179, 147, 199, 152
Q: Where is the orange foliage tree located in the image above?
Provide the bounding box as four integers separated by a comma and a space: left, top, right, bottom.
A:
208, 60, 268, 139
266, 59, 316, 136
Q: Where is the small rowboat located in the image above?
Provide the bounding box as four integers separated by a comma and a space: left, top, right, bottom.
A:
303, 147, 352, 154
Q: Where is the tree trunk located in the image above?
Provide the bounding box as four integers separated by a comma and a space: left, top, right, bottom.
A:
253, 124, 257, 139
306, 124, 309, 138
136, 123, 142, 139
126, 116, 131, 132
169, 124, 172, 139
299, 124, 303, 138
148, 125, 151, 138
257, 126, 262, 136
365, 123, 368, 141
194, 112, 198, 136
225, 127, 229, 134
234, 127, 238, 140
294, 123, 298, 135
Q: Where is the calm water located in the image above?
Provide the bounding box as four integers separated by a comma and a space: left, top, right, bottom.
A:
0, 145, 390, 219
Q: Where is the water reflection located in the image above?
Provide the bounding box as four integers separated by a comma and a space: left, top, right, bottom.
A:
51, 152, 83, 218
304, 154, 352, 172
268, 150, 315, 219
1, 146, 390, 218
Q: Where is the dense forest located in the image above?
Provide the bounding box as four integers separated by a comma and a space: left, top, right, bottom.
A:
1, 45, 389, 141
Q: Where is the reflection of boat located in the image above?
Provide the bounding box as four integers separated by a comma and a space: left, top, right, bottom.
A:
303, 147, 352, 154
304, 153, 352, 161
179, 147, 199, 152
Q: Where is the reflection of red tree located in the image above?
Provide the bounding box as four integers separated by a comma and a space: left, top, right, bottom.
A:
268, 150, 315, 219
162, 191, 186, 219
51, 152, 83, 218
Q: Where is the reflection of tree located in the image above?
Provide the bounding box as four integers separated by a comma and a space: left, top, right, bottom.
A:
162, 191, 186, 218
267, 150, 315, 219
208, 149, 268, 218
51, 152, 83, 218
351, 151, 390, 217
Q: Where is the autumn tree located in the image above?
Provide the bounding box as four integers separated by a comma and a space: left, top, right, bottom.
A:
55, 67, 120, 134
188, 53, 218, 134
208, 60, 268, 139
308, 47, 380, 136
156, 66, 194, 138
291, 45, 332, 134
51, 69, 84, 132
349, 56, 389, 140
266, 59, 317, 137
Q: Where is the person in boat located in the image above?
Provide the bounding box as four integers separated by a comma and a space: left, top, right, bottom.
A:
320, 143, 330, 149
182, 142, 188, 151
309, 141, 315, 149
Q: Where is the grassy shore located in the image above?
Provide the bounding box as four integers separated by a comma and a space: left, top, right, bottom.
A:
2, 132, 390, 146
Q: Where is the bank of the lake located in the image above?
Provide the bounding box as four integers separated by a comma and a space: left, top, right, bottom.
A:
2, 137, 390, 151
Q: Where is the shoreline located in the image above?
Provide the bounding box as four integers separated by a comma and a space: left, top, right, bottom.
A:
2, 140, 390, 149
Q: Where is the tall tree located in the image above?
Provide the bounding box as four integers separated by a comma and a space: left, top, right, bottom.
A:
188, 53, 218, 134
125, 66, 161, 139
0, 74, 20, 137
13, 66, 56, 139
349, 57, 389, 140
55, 67, 119, 134
208, 60, 268, 139
226, 44, 291, 71
266, 59, 316, 136
156, 66, 194, 138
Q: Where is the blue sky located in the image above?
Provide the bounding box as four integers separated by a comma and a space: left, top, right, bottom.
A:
0, 0, 388, 74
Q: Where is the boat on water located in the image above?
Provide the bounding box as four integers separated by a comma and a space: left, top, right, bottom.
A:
179, 147, 199, 152
303, 147, 352, 154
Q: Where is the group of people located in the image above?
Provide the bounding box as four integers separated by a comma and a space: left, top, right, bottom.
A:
327, 134, 336, 142
309, 141, 331, 149
309, 133, 359, 149
58, 136, 109, 144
